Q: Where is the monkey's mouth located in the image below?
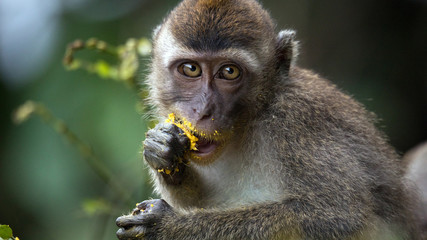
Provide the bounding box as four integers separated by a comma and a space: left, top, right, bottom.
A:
192, 135, 219, 157
165, 113, 224, 161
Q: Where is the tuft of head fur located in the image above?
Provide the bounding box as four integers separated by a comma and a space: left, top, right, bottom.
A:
167, 0, 276, 52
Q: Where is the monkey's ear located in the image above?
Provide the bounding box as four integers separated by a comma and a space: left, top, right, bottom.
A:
276, 30, 299, 73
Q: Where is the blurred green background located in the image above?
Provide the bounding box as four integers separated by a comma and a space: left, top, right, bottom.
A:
0, 0, 426, 239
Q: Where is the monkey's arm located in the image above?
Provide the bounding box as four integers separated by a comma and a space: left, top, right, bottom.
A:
116, 195, 369, 240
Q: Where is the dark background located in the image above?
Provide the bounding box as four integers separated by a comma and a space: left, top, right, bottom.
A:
0, 0, 426, 239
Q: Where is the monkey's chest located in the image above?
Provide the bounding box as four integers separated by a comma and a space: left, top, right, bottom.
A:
195, 160, 286, 208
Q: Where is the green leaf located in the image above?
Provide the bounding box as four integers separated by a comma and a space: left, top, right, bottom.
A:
0, 225, 13, 239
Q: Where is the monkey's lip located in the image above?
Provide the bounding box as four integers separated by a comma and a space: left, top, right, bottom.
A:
193, 138, 218, 157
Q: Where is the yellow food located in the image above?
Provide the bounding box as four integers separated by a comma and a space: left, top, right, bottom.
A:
157, 168, 172, 175
165, 113, 199, 151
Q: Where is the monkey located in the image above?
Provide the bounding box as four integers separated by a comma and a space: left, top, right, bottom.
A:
116, 0, 421, 239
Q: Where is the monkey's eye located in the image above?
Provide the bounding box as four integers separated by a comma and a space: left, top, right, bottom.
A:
219, 65, 240, 80
178, 63, 202, 78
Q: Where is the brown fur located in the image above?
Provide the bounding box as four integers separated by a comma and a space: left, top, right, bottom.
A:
116, 0, 421, 239
168, 0, 275, 51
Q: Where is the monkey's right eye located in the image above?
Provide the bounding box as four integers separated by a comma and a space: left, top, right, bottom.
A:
178, 63, 202, 78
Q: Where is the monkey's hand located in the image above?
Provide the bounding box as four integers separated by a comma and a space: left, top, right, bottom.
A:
143, 122, 190, 185
116, 199, 175, 240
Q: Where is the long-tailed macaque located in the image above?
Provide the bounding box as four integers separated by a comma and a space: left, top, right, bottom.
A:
116, 0, 421, 239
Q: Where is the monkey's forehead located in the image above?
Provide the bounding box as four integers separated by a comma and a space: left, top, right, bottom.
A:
154, 26, 263, 72
166, 0, 275, 52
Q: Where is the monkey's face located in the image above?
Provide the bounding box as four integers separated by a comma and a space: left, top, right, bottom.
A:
151, 47, 255, 164
147, 0, 278, 164
147, 22, 274, 164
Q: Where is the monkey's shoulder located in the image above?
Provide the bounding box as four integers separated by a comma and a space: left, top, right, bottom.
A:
271, 67, 374, 127
263, 67, 393, 159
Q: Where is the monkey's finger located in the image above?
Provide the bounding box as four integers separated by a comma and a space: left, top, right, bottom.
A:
116, 214, 142, 228
136, 199, 171, 212
175, 129, 191, 150
143, 145, 173, 169
136, 199, 160, 210
144, 137, 176, 159
144, 131, 174, 154
145, 128, 187, 154
151, 122, 190, 151
146, 126, 189, 153
156, 122, 175, 129
136, 201, 149, 210
146, 125, 173, 141
162, 121, 192, 149
116, 226, 146, 239
116, 213, 156, 228
147, 122, 184, 142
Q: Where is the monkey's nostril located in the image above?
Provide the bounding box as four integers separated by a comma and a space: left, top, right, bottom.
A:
193, 108, 211, 121
200, 113, 212, 121
199, 107, 213, 121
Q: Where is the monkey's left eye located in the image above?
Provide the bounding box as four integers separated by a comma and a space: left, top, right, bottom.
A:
178, 63, 202, 78
219, 65, 240, 80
